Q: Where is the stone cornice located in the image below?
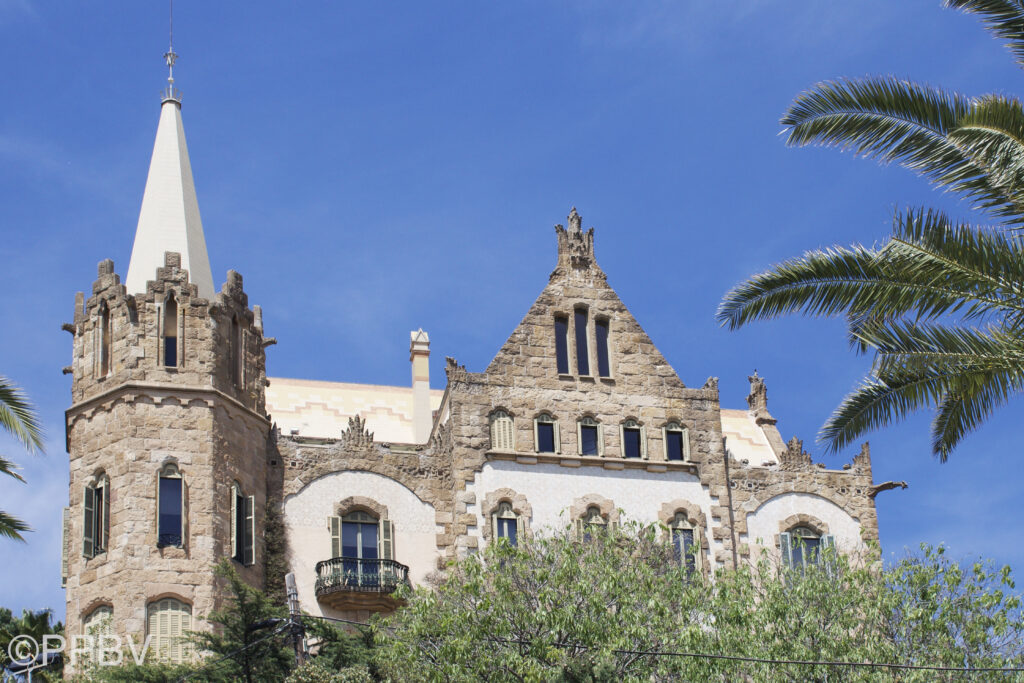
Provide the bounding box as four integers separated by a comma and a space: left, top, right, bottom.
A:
485, 450, 699, 475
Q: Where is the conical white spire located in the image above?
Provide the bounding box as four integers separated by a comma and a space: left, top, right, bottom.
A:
125, 95, 215, 299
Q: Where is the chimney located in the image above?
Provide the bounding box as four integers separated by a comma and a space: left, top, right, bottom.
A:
410, 329, 431, 443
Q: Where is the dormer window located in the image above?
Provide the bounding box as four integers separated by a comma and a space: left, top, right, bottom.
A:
554, 315, 569, 374
163, 293, 178, 368
534, 413, 559, 454
577, 416, 603, 456
663, 422, 689, 461
489, 410, 515, 451
620, 419, 646, 459
595, 317, 610, 377
574, 308, 589, 375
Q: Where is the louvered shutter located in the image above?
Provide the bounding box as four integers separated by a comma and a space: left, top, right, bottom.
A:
230, 490, 238, 558
244, 495, 255, 566
61, 507, 70, 586
181, 479, 188, 548
380, 519, 394, 560
822, 534, 837, 575
780, 532, 793, 569
516, 515, 525, 542
502, 419, 513, 450
147, 604, 159, 659
101, 478, 110, 551
83, 485, 95, 558
693, 531, 704, 574
330, 516, 341, 558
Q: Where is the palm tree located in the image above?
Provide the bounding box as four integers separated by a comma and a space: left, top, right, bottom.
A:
0, 376, 44, 540
718, 0, 1024, 461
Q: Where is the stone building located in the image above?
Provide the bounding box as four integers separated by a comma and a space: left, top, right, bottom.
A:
61, 61, 881, 665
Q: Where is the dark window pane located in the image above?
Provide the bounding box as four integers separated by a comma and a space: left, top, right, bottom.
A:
94, 487, 105, 551
666, 431, 684, 461
803, 537, 821, 565
361, 523, 379, 560
498, 518, 518, 547
158, 477, 182, 546
555, 316, 569, 374
234, 494, 245, 561
342, 522, 359, 558
623, 428, 641, 458
165, 337, 177, 367
574, 309, 589, 375
580, 425, 598, 455
596, 319, 610, 377
537, 422, 555, 453
673, 529, 696, 574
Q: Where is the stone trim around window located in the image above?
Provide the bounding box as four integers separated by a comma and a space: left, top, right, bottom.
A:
658, 499, 708, 543
335, 496, 389, 520
481, 488, 532, 541
774, 513, 829, 548
568, 494, 619, 525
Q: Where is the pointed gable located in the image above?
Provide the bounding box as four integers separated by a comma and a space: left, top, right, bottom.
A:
485, 209, 685, 393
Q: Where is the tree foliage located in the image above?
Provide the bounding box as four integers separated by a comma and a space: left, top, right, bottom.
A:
374, 524, 1024, 682
718, 0, 1024, 459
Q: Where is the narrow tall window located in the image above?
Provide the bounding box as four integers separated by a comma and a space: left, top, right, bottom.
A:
231, 483, 255, 566
555, 315, 570, 374
163, 293, 178, 368
157, 464, 184, 548
671, 512, 699, 575
490, 410, 515, 451
98, 301, 111, 377
574, 308, 590, 375
147, 599, 191, 663
82, 473, 110, 558
621, 419, 645, 459
492, 501, 520, 547
595, 318, 610, 377
230, 316, 241, 387
578, 416, 601, 456
663, 422, 689, 461
534, 413, 558, 453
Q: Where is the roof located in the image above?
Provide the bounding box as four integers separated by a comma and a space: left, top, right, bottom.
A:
720, 409, 780, 466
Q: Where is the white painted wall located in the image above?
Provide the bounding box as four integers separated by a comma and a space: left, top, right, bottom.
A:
742, 492, 864, 561
283, 471, 439, 616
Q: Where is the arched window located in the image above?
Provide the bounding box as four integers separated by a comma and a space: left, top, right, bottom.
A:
82, 605, 114, 666
147, 598, 192, 663
620, 418, 646, 459
328, 510, 393, 588
98, 301, 111, 377
534, 413, 559, 454
574, 307, 590, 375
780, 525, 834, 570
577, 505, 607, 541
670, 512, 701, 575
490, 410, 515, 451
595, 317, 611, 377
577, 416, 603, 456
491, 501, 522, 547
554, 315, 570, 374
231, 482, 254, 566
663, 422, 690, 462
230, 315, 241, 387
157, 463, 184, 548
163, 293, 178, 368
82, 472, 110, 559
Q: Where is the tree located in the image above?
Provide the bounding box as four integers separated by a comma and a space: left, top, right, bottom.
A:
374, 524, 1024, 682
0, 607, 64, 681
717, 0, 1024, 460
0, 376, 44, 540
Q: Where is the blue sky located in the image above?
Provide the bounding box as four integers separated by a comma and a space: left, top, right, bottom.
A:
1, 0, 1022, 617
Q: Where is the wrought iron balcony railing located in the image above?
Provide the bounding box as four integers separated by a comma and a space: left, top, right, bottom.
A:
314, 557, 410, 598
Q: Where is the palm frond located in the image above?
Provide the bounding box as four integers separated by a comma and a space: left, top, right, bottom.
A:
947, 95, 1024, 214
0, 376, 43, 454
931, 362, 1024, 459
0, 455, 25, 483
0, 510, 30, 542
781, 78, 1024, 220
946, 0, 1024, 68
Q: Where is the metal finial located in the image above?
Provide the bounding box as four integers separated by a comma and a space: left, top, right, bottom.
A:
161, 0, 181, 104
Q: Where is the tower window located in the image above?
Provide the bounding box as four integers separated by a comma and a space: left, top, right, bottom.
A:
620, 419, 646, 459
578, 416, 602, 456
492, 501, 520, 547
163, 293, 178, 368
534, 413, 559, 453
231, 482, 255, 566
82, 473, 110, 559
98, 301, 111, 377
663, 422, 689, 461
489, 410, 515, 451
554, 315, 569, 374
595, 318, 610, 377
574, 308, 589, 375
157, 463, 184, 548
328, 510, 394, 588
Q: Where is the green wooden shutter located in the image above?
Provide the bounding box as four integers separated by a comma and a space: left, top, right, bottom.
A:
693, 532, 704, 574
101, 478, 110, 552
780, 532, 793, 569
61, 507, 70, 586
230, 490, 238, 558
83, 485, 95, 558
244, 496, 255, 566
330, 516, 341, 558
381, 519, 394, 560
181, 479, 188, 548
822, 534, 836, 575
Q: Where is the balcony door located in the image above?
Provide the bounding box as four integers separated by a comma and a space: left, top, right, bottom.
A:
342, 511, 379, 586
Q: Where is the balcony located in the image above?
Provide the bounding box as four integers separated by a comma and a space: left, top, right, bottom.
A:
314, 557, 410, 612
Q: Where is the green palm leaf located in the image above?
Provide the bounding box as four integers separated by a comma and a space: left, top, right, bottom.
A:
0, 377, 43, 455
946, 0, 1024, 67
0, 511, 31, 542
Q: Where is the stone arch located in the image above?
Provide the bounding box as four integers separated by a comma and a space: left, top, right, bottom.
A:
80, 597, 115, 620
778, 513, 830, 537
568, 493, 619, 525
481, 488, 533, 541
659, 499, 707, 541
335, 496, 389, 520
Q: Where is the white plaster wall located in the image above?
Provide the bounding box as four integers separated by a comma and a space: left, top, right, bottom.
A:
283, 471, 439, 616
743, 493, 864, 560
469, 461, 718, 556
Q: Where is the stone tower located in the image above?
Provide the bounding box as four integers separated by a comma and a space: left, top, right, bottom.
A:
62, 57, 271, 664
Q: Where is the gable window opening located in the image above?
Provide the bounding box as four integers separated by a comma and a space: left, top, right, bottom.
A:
157, 463, 184, 548
554, 315, 570, 375
670, 512, 700, 576
329, 510, 394, 589
231, 482, 255, 566
621, 419, 645, 459
574, 308, 590, 375
492, 501, 522, 547
490, 409, 515, 451
82, 473, 110, 559
163, 293, 178, 368
595, 317, 610, 378
664, 422, 689, 462
534, 413, 559, 454
230, 315, 241, 387
578, 416, 602, 456
781, 526, 835, 570
98, 301, 111, 377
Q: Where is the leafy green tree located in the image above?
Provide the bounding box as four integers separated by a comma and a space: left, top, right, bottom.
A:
0, 607, 64, 681
374, 525, 1024, 682
718, 0, 1024, 460
0, 376, 44, 540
